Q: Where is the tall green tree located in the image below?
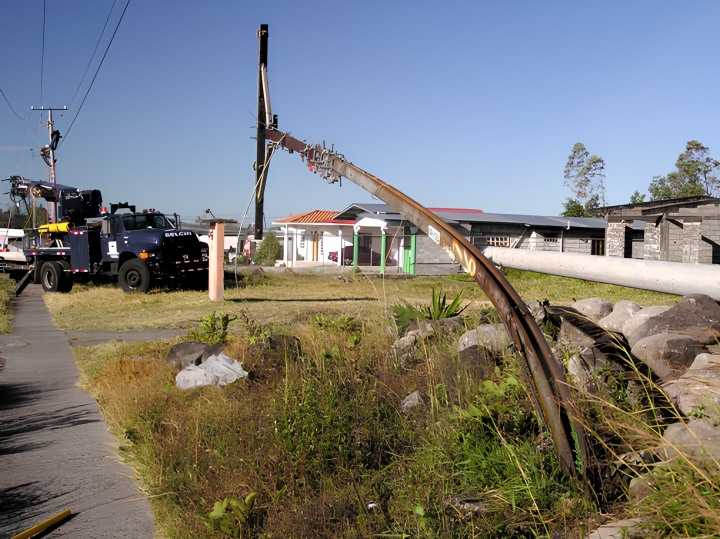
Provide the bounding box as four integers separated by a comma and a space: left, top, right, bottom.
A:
560, 198, 587, 217
629, 190, 646, 204
563, 142, 607, 215
648, 140, 719, 200
0, 203, 41, 229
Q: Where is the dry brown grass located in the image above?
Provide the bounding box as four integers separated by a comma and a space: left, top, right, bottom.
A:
45, 269, 685, 538
43, 272, 486, 332
42, 269, 679, 334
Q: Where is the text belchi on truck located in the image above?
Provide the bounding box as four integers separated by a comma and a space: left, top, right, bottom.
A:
3, 175, 209, 294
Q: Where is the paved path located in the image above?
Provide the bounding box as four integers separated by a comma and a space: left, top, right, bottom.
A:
0, 286, 156, 538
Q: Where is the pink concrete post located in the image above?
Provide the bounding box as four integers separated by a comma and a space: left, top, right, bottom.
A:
208, 221, 225, 301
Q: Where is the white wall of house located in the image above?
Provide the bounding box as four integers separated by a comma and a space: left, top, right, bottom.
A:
197, 234, 239, 252
278, 225, 352, 266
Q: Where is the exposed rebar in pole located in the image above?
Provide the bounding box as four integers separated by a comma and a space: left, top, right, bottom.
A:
254, 24, 269, 240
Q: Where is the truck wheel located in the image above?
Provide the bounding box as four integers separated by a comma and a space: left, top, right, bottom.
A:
119, 259, 152, 293
57, 260, 74, 293
40, 261, 64, 292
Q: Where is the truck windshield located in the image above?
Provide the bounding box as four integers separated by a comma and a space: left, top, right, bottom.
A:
121, 214, 175, 231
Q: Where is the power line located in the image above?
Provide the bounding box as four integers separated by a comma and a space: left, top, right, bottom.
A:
40, 0, 46, 105
0, 88, 25, 120
61, 0, 132, 146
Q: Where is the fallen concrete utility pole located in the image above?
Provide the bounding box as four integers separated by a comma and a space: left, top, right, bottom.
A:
483, 247, 720, 300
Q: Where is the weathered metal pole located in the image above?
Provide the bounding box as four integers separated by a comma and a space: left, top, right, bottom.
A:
253, 24, 269, 240
264, 129, 588, 479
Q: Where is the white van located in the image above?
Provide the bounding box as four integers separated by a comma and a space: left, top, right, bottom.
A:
0, 228, 27, 263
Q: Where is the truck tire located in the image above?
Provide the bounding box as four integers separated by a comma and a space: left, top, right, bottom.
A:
119, 259, 152, 293
57, 260, 74, 293
40, 261, 66, 292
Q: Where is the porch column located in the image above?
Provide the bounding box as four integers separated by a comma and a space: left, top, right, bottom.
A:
353, 225, 359, 271
337, 227, 343, 267
409, 233, 416, 275
283, 224, 289, 266
292, 228, 298, 265
380, 230, 387, 275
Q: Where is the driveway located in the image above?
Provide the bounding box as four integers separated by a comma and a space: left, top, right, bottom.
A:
0, 286, 156, 538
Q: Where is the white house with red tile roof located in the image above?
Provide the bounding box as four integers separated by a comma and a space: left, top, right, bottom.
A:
272, 203, 606, 273
272, 210, 355, 267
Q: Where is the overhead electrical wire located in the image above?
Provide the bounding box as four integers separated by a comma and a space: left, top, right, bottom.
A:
60, 0, 132, 146
0, 88, 26, 120
40, 0, 46, 105
11, 114, 35, 176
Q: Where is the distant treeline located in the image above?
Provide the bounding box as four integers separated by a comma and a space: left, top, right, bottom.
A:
0, 205, 47, 229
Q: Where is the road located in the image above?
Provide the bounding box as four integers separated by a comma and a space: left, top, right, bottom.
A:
0, 285, 156, 538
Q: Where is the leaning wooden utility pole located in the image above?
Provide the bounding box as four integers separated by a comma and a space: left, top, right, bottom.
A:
253, 24, 269, 240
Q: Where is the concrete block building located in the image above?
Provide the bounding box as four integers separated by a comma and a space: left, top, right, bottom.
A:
600, 197, 720, 264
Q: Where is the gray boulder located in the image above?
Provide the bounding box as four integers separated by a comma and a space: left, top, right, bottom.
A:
630, 332, 703, 381
165, 341, 223, 369
659, 419, 720, 464
626, 294, 720, 347
566, 347, 611, 393
621, 305, 671, 346
458, 324, 509, 356
599, 300, 642, 333
400, 390, 430, 414
662, 353, 720, 421
393, 318, 465, 364
571, 297, 614, 322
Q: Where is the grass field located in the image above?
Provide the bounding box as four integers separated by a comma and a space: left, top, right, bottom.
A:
40, 268, 678, 333
9, 268, 713, 538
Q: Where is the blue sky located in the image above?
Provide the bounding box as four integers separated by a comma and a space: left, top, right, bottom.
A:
2, 1, 719, 226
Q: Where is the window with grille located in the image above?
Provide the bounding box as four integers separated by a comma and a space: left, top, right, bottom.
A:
486, 236, 510, 247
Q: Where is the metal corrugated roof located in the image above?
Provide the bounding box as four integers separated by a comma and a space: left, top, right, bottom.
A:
334, 203, 606, 229
457, 213, 606, 229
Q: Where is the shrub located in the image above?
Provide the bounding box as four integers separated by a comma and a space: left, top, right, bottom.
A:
252, 232, 283, 266
392, 286, 466, 334
185, 311, 236, 345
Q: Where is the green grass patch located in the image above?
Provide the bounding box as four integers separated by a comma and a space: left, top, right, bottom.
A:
49, 271, 692, 538
0, 274, 15, 333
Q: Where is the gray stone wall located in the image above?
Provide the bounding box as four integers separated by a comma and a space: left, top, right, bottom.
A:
644, 222, 661, 260
667, 222, 684, 263
682, 222, 701, 263
606, 222, 626, 257
559, 236, 593, 254
414, 235, 462, 275
700, 217, 720, 264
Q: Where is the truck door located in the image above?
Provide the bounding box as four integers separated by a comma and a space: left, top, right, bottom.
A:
100, 216, 123, 261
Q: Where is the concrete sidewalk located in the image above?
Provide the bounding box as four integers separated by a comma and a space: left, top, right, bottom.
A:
0, 286, 156, 538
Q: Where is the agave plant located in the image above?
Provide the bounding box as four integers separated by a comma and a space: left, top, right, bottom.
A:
392, 287, 466, 334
